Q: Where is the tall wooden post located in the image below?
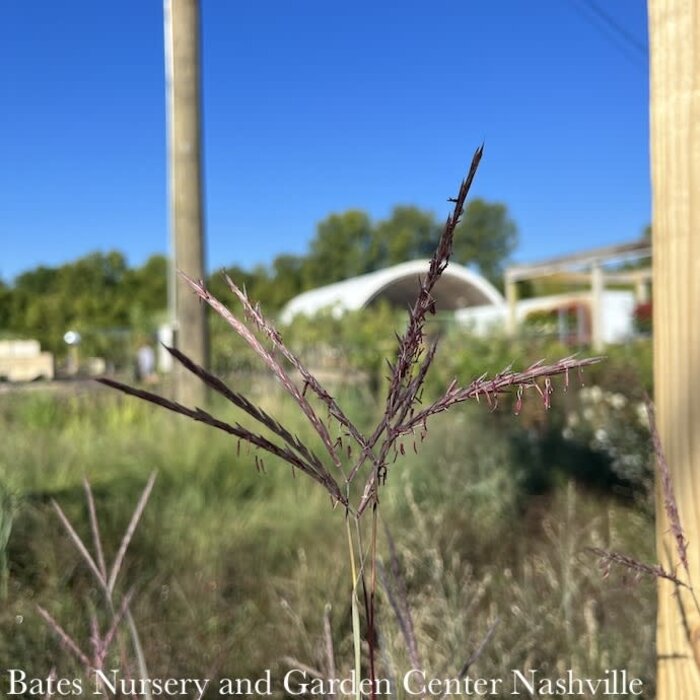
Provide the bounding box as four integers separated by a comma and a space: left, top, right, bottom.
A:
649, 2, 700, 696
590, 263, 604, 352
505, 271, 518, 336
635, 273, 649, 305
164, 0, 208, 405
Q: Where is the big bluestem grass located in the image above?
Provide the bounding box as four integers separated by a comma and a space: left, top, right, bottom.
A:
97, 147, 601, 693
588, 394, 700, 674
0, 484, 18, 600
273, 477, 655, 697
587, 397, 693, 586
98, 147, 599, 516
38, 475, 156, 696
5, 391, 656, 693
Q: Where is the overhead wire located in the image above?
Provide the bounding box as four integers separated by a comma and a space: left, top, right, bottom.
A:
570, 0, 648, 70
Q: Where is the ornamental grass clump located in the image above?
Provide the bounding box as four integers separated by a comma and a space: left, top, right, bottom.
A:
39, 475, 156, 687
588, 397, 700, 620
98, 145, 600, 692
99, 146, 597, 516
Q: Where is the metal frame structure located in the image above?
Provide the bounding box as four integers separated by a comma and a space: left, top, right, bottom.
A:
504, 240, 652, 350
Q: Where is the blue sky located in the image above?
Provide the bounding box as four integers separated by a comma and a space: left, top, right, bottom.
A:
1, 1, 649, 283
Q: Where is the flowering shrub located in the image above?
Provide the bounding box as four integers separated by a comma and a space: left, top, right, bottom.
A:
633, 302, 652, 335
522, 303, 589, 344
562, 386, 651, 491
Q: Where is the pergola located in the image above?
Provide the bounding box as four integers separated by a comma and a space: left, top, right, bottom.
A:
504, 240, 652, 350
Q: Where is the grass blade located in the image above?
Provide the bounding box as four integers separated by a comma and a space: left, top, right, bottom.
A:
108, 472, 157, 595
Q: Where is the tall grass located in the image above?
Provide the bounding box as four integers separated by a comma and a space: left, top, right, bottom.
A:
0, 385, 656, 694
95, 148, 610, 696
0, 148, 657, 696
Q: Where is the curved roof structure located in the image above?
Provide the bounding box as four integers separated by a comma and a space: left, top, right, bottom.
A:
280, 260, 505, 323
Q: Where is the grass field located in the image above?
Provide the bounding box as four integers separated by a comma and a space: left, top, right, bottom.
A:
0, 351, 657, 697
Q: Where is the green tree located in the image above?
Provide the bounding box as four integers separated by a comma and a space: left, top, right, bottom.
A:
373, 206, 440, 267
0, 282, 12, 332
4, 252, 168, 363
304, 211, 374, 286
7, 252, 130, 355
453, 198, 518, 284
302, 201, 518, 289
206, 264, 272, 373
266, 254, 306, 309
122, 254, 168, 331
8, 268, 62, 351
206, 264, 268, 306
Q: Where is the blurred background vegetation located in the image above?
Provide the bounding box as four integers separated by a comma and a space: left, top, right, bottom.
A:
0, 322, 656, 696
0, 189, 657, 694
0, 198, 517, 367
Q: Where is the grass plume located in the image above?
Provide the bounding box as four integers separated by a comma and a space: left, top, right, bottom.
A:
98, 146, 598, 519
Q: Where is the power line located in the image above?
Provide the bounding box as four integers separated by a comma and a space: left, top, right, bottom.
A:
571, 0, 648, 68
581, 0, 648, 56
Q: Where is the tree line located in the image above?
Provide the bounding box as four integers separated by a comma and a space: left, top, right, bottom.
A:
0, 199, 517, 359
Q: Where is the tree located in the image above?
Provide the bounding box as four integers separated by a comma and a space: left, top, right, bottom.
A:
304, 211, 374, 286
648, 1, 700, 696
206, 264, 262, 303
266, 254, 306, 309
0, 282, 12, 332
372, 206, 441, 267
302, 201, 518, 290
453, 198, 518, 284
122, 254, 168, 330
2, 252, 168, 364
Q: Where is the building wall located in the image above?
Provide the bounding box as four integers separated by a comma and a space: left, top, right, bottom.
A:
455, 290, 636, 344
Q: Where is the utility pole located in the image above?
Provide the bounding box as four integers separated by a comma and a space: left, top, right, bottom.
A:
649, 1, 700, 696
164, 0, 208, 405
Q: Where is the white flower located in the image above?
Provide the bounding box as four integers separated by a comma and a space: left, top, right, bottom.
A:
608, 393, 627, 409
635, 402, 648, 426
584, 386, 603, 403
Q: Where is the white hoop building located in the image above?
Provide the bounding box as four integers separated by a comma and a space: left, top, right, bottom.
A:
279, 260, 506, 324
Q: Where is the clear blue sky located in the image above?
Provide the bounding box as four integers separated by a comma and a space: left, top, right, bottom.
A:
1, 1, 650, 283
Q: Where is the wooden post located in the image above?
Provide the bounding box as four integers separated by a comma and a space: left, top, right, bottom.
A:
649, 1, 700, 696
576, 304, 587, 345
557, 307, 567, 344
505, 272, 518, 336
590, 263, 604, 351
635, 273, 650, 304
164, 0, 209, 405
